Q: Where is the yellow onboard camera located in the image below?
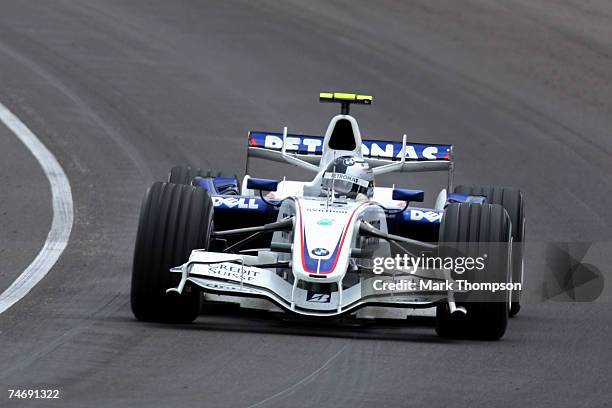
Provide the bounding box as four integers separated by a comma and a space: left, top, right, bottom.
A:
319, 92, 373, 114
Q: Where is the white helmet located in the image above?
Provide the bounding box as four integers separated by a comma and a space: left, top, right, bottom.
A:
321, 156, 374, 199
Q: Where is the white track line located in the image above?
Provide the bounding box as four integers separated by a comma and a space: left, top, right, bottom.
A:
0, 101, 73, 315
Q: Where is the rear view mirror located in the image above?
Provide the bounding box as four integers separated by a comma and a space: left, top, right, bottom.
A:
392, 188, 424, 203
247, 178, 279, 192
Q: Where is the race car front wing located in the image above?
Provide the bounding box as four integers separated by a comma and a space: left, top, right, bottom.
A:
167, 250, 463, 317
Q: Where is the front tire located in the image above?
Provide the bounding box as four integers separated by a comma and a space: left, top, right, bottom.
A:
436, 203, 512, 340
131, 182, 213, 323
454, 185, 525, 317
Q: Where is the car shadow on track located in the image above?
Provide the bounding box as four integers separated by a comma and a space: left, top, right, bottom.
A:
142, 302, 453, 344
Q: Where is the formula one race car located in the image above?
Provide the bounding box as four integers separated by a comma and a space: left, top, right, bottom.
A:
130, 93, 525, 340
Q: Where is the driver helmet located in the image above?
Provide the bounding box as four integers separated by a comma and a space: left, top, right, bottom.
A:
321, 156, 374, 199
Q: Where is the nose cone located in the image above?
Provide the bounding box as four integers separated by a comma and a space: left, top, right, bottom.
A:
291, 199, 362, 283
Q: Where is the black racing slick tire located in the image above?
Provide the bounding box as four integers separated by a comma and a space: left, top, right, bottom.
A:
436, 203, 512, 340
131, 182, 213, 323
168, 165, 204, 185
454, 185, 525, 317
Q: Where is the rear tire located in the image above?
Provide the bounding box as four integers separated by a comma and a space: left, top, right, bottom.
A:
436, 203, 511, 340
131, 182, 213, 323
168, 165, 205, 185
454, 185, 524, 317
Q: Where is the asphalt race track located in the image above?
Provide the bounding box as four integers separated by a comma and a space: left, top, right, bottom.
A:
1, 1, 611, 407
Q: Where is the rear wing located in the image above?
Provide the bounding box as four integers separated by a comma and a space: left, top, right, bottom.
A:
247, 131, 453, 173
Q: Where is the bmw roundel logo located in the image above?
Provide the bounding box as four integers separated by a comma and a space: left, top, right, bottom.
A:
311, 247, 330, 257
343, 158, 355, 166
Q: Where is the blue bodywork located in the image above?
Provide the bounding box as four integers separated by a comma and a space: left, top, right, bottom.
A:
194, 175, 445, 244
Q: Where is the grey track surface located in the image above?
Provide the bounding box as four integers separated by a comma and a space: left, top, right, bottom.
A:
0, 1, 611, 407
0, 123, 51, 292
